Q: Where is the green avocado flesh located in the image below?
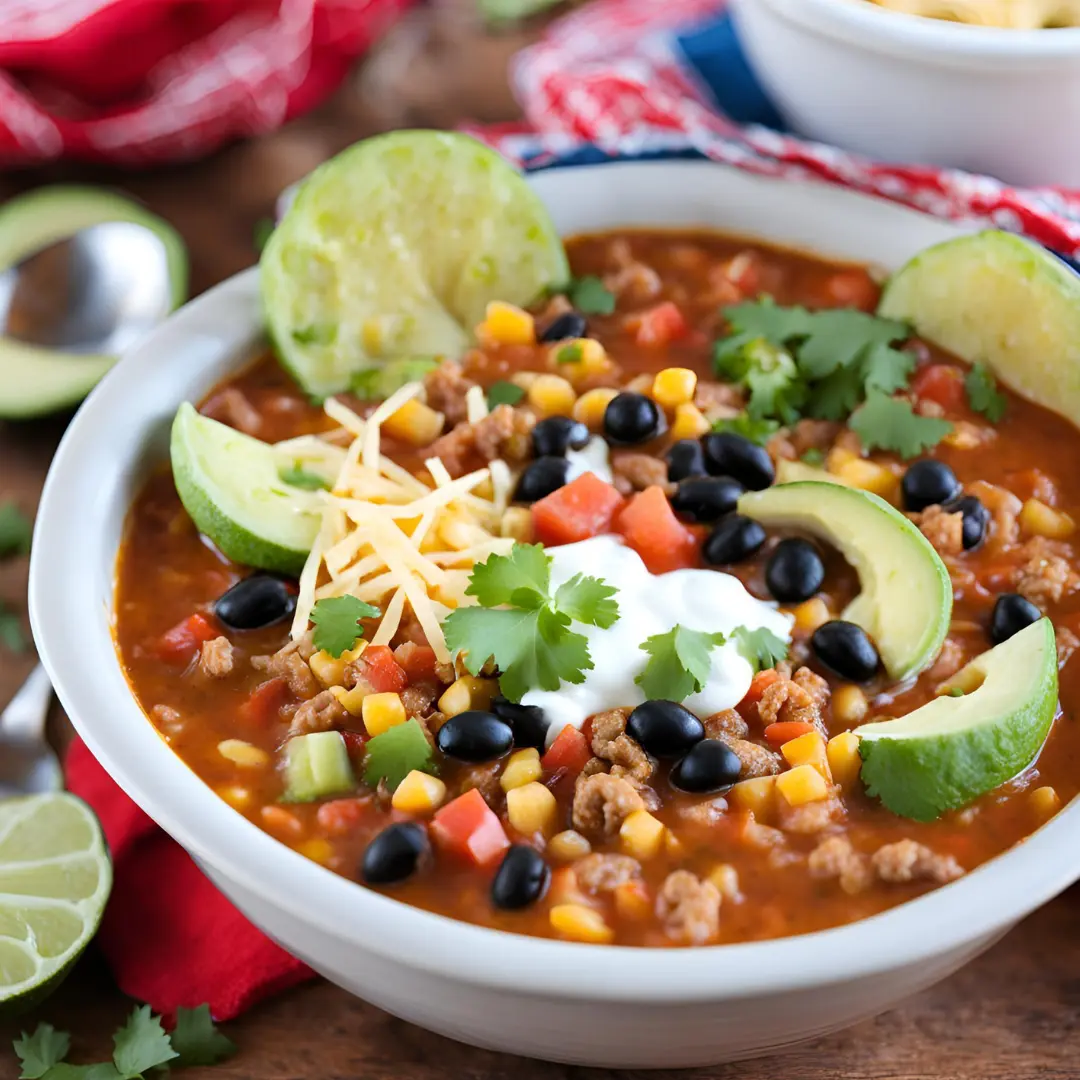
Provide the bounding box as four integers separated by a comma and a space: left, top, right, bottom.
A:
260, 130, 570, 399
859, 619, 1058, 821
0, 186, 187, 419
878, 229, 1080, 429
284, 732, 355, 803
738, 481, 952, 682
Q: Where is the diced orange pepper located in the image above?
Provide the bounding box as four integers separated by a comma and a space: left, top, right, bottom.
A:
764, 721, 818, 748
740, 669, 780, 707
316, 798, 371, 837
431, 789, 510, 867
614, 486, 698, 573
532, 472, 626, 547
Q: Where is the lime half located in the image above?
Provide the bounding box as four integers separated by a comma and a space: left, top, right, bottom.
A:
260, 130, 570, 398
0, 794, 112, 1011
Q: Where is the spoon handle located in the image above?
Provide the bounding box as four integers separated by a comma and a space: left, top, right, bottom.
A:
0, 664, 53, 743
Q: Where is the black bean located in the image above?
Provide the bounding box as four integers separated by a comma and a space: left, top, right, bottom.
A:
670, 739, 743, 794
514, 457, 570, 503
491, 697, 548, 751
765, 538, 825, 603
702, 514, 767, 565
626, 700, 704, 759
539, 311, 588, 343
990, 593, 1042, 645
491, 845, 551, 910
811, 620, 879, 682
666, 439, 707, 483
603, 392, 663, 445
213, 574, 296, 631
942, 493, 990, 550
901, 459, 960, 512
701, 432, 774, 490
532, 416, 590, 458
671, 476, 744, 523
361, 822, 430, 885
436, 710, 514, 762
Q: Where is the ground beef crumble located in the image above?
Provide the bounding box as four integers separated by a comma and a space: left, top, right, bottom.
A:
573, 853, 642, 894
572, 773, 645, 838
427, 404, 535, 478
289, 689, 347, 736
252, 636, 319, 700
914, 505, 965, 557
198, 636, 234, 678
656, 871, 721, 945
423, 360, 477, 428
703, 709, 750, 740
808, 836, 873, 894
810, 836, 963, 893
611, 453, 673, 496
758, 666, 830, 738
589, 708, 653, 781
1014, 537, 1079, 609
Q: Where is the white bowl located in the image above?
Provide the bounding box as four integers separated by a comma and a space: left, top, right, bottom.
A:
730, 0, 1080, 188
30, 160, 1080, 1067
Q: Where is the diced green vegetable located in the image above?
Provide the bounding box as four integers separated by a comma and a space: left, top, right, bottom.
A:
283, 731, 355, 802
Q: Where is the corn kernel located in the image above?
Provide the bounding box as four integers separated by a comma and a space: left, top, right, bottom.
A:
261, 805, 304, 839
832, 684, 869, 726
835, 458, 900, 503
550, 904, 614, 944
361, 692, 407, 736
527, 374, 577, 418
793, 597, 830, 633
500, 506, 534, 542
549, 338, 612, 380
572, 387, 619, 430
217, 785, 253, 810
506, 781, 558, 836
1030, 785, 1061, 817
438, 676, 498, 718
781, 731, 831, 781
664, 829, 685, 858
382, 398, 445, 446
1019, 498, 1076, 540
707, 863, 742, 902
613, 881, 652, 921
625, 374, 654, 395
309, 642, 366, 688
501, 748, 543, 791
510, 371, 541, 391
651, 367, 698, 409
477, 300, 535, 346
392, 770, 448, 814
669, 402, 710, 440
618, 810, 666, 860
827, 732, 863, 789
728, 775, 776, 821
217, 739, 270, 769
776, 763, 830, 807
330, 684, 369, 716
297, 838, 334, 865
548, 830, 592, 861
825, 445, 858, 472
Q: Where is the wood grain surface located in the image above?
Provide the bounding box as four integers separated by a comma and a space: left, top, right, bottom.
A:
0, 23, 1078, 1078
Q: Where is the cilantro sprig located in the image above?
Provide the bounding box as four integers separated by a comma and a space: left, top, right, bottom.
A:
487, 380, 525, 408
635, 626, 727, 701
964, 362, 1007, 422
278, 465, 331, 491
710, 413, 780, 446
848, 391, 954, 459
444, 543, 619, 702
732, 626, 789, 673
0, 502, 32, 557
567, 275, 616, 316
310, 596, 381, 657
364, 718, 436, 790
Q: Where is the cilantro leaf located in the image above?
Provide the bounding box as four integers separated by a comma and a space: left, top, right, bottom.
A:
723, 298, 813, 344
732, 626, 789, 673
709, 413, 779, 446
800, 448, 825, 466
553, 574, 619, 628
568, 276, 616, 316
364, 718, 436, 790
278, 466, 330, 491
965, 362, 1007, 422
43, 1064, 119, 1080
464, 543, 550, 608
795, 309, 908, 380
15, 1024, 70, 1079
555, 342, 583, 364
635, 625, 727, 702
848, 391, 954, 459
111, 1006, 177, 1079
170, 1005, 237, 1067
0, 502, 32, 557
861, 341, 916, 395
486, 380, 525, 408
742, 341, 806, 424
805, 366, 864, 421
0, 603, 26, 653
310, 596, 381, 657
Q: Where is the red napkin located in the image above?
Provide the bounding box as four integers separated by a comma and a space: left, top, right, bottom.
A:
64, 738, 313, 1020
0, 0, 413, 166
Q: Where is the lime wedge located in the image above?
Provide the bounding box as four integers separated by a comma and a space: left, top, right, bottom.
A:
260, 130, 570, 398
0, 794, 112, 1011
171, 402, 324, 576
878, 230, 1080, 428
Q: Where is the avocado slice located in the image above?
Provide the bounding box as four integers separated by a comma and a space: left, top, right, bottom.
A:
738, 481, 951, 682
0, 186, 187, 419
858, 619, 1058, 821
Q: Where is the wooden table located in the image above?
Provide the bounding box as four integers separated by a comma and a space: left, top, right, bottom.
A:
1, 38, 1079, 1080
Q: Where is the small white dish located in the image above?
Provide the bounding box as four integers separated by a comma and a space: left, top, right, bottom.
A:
30, 160, 1080, 1067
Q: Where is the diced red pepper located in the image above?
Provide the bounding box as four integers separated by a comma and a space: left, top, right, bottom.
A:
238, 677, 289, 727
541, 725, 591, 776
393, 643, 439, 683
151, 612, 220, 664
430, 789, 510, 867
910, 363, 966, 412
614, 486, 699, 573
531, 472, 626, 547
631, 301, 688, 347
354, 645, 408, 693
340, 730, 369, 759
821, 268, 879, 311
739, 669, 780, 708
764, 721, 818, 748
316, 798, 371, 837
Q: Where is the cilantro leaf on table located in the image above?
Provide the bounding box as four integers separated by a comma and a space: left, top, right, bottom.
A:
364, 718, 436, 791
964, 362, 1007, 422
635, 625, 728, 702
169, 1006, 237, 1068
111, 1007, 178, 1079
709, 413, 779, 446
310, 596, 381, 657
278, 466, 330, 491
567, 275, 616, 316
0, 501, 32, 557
848, 391, 954, 459
486, 380, 525, 408
0, 603, 26, 653
14, 1025, 69, 1079
732, 626, 789, 673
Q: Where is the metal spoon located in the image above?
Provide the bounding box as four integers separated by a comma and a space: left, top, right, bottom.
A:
0, 664, 62, 797
0, 221, 173, 355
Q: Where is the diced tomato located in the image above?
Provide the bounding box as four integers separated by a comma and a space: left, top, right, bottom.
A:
151, 612, 220, 664
541, 725, 591, 775
340, 730, 369, 759
531, 472, 626, 546
354, 645, 408, 693
614, 486, 698, 573
238, 677, 289, 726
910, 363, 966, 412
631, 301, 688, 347
764, 721, 818, 748
316, 798, 371, 837
739, 669, 780, 708
821, 269, 879, 311
394, 643, 439, 683
431, 789, 510, 867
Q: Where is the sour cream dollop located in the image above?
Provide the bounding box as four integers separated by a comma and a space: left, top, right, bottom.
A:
565, 436, 613, 485
521, 535, 793, 741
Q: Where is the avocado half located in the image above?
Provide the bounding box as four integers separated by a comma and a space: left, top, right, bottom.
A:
0, 186, 187, 419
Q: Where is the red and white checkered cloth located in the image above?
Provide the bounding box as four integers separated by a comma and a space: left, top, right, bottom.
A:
470, 0, 1080, 257
0, 0, 411, 165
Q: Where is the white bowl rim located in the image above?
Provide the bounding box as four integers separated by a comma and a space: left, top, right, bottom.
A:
30, 158, 1080, 1006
